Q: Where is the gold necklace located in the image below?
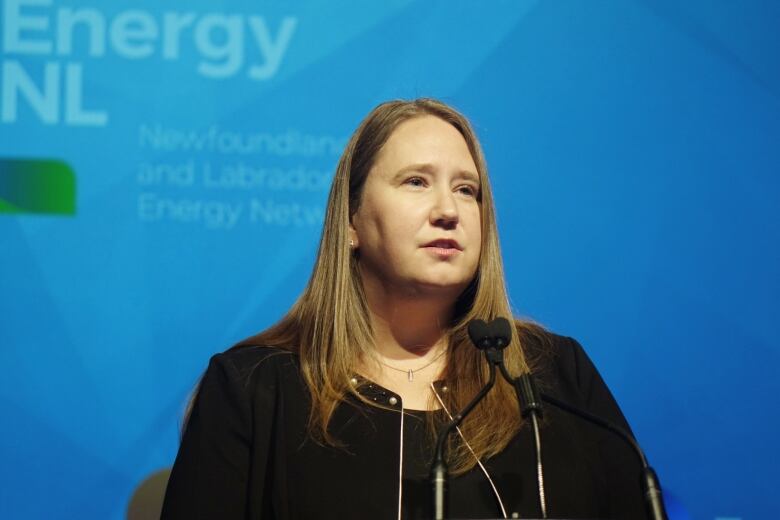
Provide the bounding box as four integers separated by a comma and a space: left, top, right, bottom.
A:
377, 349, 447, 382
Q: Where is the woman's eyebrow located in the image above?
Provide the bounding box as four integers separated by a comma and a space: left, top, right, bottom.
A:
391, 163, 479, 183
391, 163, 437, 180
453, 170, 480, 184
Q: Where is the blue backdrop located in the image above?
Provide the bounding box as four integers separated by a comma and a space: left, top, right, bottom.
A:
1, 1, 778, 519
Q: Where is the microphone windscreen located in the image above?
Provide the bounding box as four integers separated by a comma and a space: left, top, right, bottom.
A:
490, 317, 513, 349
467, 319, 492, 350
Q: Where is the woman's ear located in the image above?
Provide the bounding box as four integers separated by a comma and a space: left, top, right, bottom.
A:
348, 224, 358, 249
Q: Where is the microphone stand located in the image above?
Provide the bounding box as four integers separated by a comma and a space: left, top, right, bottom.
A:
487, 317, 667, 520
431, 318, 526, 520
496, 353, 668, 520
496, 362, 548, 519
432, 317, 667, 520
430, 359, 496, 520
538, 391, 668, 520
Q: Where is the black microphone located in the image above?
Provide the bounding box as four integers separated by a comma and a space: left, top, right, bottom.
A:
490, 317, 513, 349
430, 318, 502, 520
467, 318, 493, 349
483, 318, 548, 518
538, 390, 668, 520
469, 319, 669, 520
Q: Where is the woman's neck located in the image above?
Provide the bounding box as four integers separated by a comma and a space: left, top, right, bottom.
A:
365, 297, 451, 409
355, 265, 464, 411
363, 281, 455, 360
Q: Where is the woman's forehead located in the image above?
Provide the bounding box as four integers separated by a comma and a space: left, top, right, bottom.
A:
372, 116, 479, 177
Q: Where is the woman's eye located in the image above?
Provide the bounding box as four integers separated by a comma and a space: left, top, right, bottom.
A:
405, 177, 426, 187
458, 185, 477, 197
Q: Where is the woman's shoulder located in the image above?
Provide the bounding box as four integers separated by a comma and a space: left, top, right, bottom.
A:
515, 320, 583, 363
208, 340, 300, 387
515, 321, 599, 393
515, 320, 632, 424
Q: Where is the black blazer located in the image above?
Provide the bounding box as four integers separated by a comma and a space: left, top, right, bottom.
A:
161, 332, 648, 519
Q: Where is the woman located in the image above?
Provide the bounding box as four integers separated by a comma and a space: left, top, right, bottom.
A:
161, 99, 648, 519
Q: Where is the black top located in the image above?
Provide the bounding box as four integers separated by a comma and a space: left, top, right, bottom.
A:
161, 333, 648, 519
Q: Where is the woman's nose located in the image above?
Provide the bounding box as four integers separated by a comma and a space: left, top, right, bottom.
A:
430, 187, 458, 229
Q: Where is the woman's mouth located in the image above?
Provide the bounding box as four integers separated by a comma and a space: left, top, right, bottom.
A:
422, 239, 462, 257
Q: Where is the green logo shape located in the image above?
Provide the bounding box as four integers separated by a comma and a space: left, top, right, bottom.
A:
0, 158, 76, 215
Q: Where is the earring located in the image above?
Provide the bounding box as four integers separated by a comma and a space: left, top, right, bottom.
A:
350, 239, 354, 248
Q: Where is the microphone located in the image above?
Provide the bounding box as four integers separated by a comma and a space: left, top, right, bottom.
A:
466, 318, 669, 520
490, 317, 512, 349
538, 390, 668, 520
430, 319, 503, 520
482, 318, 548, 518
467, 318, 493, 349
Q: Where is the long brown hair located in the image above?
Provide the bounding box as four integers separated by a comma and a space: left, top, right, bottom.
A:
235, 98, 546, 474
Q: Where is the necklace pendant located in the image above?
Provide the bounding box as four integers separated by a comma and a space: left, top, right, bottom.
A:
408, 369, 414, 382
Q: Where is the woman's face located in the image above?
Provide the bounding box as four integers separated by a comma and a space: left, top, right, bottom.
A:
350, 115, 482, 299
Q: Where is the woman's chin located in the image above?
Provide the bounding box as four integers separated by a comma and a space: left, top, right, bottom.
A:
403, 277, 471, 298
